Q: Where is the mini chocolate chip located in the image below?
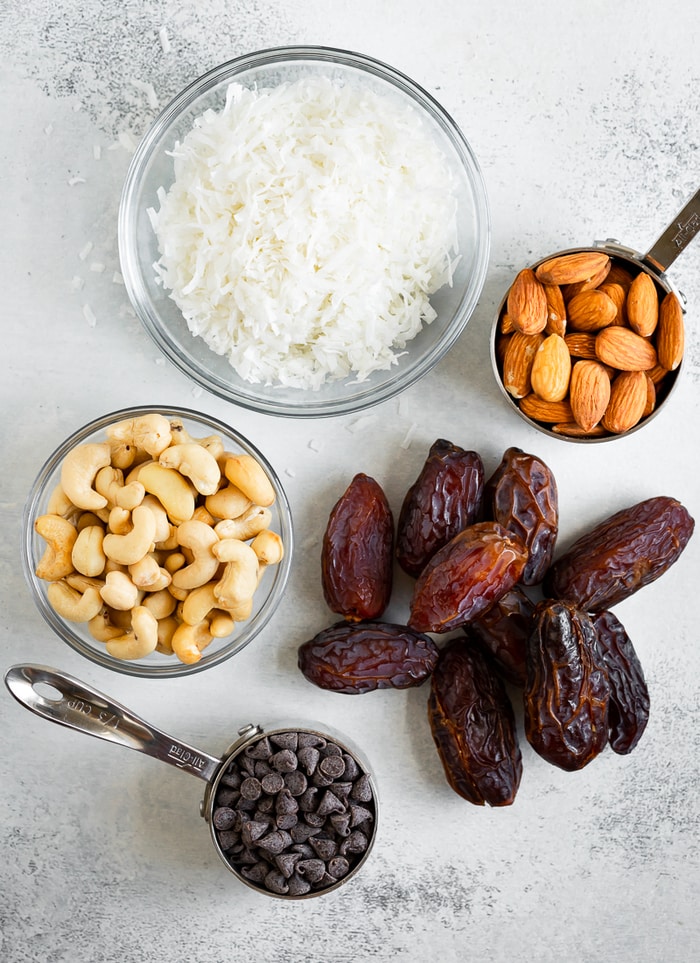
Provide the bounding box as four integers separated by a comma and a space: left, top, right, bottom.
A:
270, 731, 298, 751
212, 807, 237, 830
261, 772, 285, 795
270, 749, 298, 773
296, 859, 326, 883
342, 754, 361, 780
240, 777, 262, 801
319, 755, 345, 779
327, 856, 350, 879
297, 746, 320, 776
264, 869, 289, 895
284, 770, 308, 796
350, 773, 373, 803
316, 790, 345, 817
287, 873, 312, 896
309, 836, 337, 860
244, 736, 272, 760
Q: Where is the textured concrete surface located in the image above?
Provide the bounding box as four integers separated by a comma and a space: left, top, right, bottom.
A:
2, 2, 699, 961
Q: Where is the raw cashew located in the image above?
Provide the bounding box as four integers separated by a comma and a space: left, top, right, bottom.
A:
192, 506, 216, 526
95, 466, 145, 511
141, 588, 177, 621
88, 610, 124, 643
141, 494, 171, 544
129, 554, 171, 591
214, 506, 272, 542
159, 443, 221, 496
169, 420, 225, 459
172, 520, 220, 590
46, 483, 79, 520
138, 463, 195, 525
107, 414, 172, 458
209, 611, 235, 638
205, 484, 251, 521
60, 442, 111, 512
76, 511, 105, 532
251, 530, 284, 565
212, 538, 259, 609
35, 514, 78, 581
105, 606, 158, 661
99, 570, 141, 610
47, 580, 103, 622
103, 504, 157, 566
156, 616, 178, 654
171, 620, 213, 665
71, 524, 106, 577
108, 506, 132, 535
181, 582, 218, 626
224, 454, 275, 507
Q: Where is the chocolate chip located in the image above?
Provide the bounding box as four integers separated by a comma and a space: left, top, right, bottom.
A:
297, 746, 320, 775
350, 804, 374, 828
284, 770, 308, 796
290, 823, 321, 844
329, 812, 351, 837
212, 807, 237, 831
298, 788, 318, 813
321, 741, 342, 757
264, 869, 289, 895
241, 860, 269, 884
275, 788, 299, 815
297, 732, 326, 749
244, 736, 272, 760
339, 830, 369, 856
217, 830, 240, 852
309, 836, 337, 860
350, 773, 373, 803
342, 754, 360, 780
276, 812, 298, 831
260, 772, 285, 795
287, 873, 312, 896
240, 777, 262, 801
319, 755, 345, 779
296, 859, 326, 883
275, 852, 301, 879
327, 856, 350, 879
316, 790, 345, 817
270, 731, 298, 752
270, 749, 298, 773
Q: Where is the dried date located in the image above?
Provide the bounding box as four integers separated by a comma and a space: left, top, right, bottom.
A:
408, 522, 528, 633
321, 473, 394, 622
592, 610, 650, 754
298, 621, 440, 694
469, 586, 535, 686
524, 600, 609, 771
428, 638, 522, 806
396, 439, 484, 577
484, 446, 558, 585
543, 496, 694, 611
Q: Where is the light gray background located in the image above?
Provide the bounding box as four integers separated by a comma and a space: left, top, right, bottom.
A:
2, 2, 699, 961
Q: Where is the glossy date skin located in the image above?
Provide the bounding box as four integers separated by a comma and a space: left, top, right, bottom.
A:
592, 610, 650, 754
524, 600, 609, 772
543, 496, 694, 612
428, 638, 523, 806
484, 447, 558, 586
470, 586, 536, 686
298, 621, 440, 694
408, 522, 528, 633
321, 473, 394, 622
396, 439, 484, 578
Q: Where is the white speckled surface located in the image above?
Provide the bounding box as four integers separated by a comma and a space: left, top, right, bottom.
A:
2, 2, 699, 960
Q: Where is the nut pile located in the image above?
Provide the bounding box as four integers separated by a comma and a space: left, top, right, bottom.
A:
495, 251, 685, 437
33, 412, 284, 664
212, 729, 376, 897
298, 439, 695, 805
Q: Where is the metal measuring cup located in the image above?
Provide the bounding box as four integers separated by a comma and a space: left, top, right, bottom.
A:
490, 188, 699, 442
4, 663, 378, 899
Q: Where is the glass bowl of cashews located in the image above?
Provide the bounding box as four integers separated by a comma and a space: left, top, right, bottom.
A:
22, 406, 293, 678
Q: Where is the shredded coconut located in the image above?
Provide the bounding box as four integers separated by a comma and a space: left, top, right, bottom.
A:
149, 76, 460, 390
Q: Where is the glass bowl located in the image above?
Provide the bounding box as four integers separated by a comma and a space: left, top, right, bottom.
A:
118, 45, 490, 418
22, 406, 293, 678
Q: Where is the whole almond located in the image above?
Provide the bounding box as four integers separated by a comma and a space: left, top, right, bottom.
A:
568, 289, 618, 331
642, 372, 657, 418
656, 291, 684, 370
507, 268, 548, 335
519, 394, 574, 423
500, 312, 515, 334
552, 421, 608, 438
502, 331, 545, 398
530, 334, 571, 402
544, 284, 567, 336
569, 359, 611, 432
598, 282, 627, 326
564, 331, 598, 359
595, 326, 658, 371
605, 262, 635, 289
561, 259, 612, 301
602, 370, 648, 433
626, 272, 659, 337
535, 251, 610, 286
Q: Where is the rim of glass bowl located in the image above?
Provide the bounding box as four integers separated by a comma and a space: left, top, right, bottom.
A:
118, 45, 491, 418
22, 405, 294, 678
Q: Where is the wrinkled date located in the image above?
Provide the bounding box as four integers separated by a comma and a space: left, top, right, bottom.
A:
298, 621, 440, 694
396, 439, 484, 578
543, 496, 694, 612
408, 521, 528, 633
593, 610, 650, 754
524, 600, 609, 771
484, 446, 559, 586
428, 638, 523, 806
321, 473, 394, 622
470, 586, 536, 686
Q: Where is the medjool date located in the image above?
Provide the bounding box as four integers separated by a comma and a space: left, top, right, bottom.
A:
543, 496, 694, 612
428, 638, 522, 806
592, 610, 650, 754
469, 586, 535, 686
524, 600, 609, 771
396, 439, 484, 577
321, 473, 394, 622
484, 446, 558, 585
298, 621, 439, 694
408, 522, 528, 633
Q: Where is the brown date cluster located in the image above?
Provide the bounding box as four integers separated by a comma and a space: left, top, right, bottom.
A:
297, 440, 695, 807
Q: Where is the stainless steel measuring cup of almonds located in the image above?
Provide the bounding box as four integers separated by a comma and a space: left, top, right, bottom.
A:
491, 188, 699, 442
4, 664, 378, 899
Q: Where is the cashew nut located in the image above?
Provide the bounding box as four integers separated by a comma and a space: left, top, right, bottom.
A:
159, 443, 221, 496
251, 529, 284, 565
224, 454, 275, 507
88, 610, 125, 643
205, 484, 251, 521
214, 506, 272, 542
181, 582, 219, 626
46, 483, 80, 520
172, 519, 220, 590
99, 570, 141, 610
141, 494, 172, 544
209, 611, 236, 638
138, 463, 195, 525
156, 616, 179, 655
192, 505, 216, 526
102, 504, 157, 566
47, 580, 103, 622
129, 554, 172, 591
107, 506, 132, 535
169, 420, 225, 459
141, 588, 177, 621
212, 538, 259, 609
60, 442, 112, 512
171, 620, 213, 665
71, 524, 106, 577
35, 514, 78, 581
107, 414, 172, 458
95, 466, 145, 511
105, 606, 159, 661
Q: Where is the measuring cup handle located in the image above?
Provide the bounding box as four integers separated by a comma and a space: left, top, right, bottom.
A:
645, 187, 700, 272
4, 664, 221, 783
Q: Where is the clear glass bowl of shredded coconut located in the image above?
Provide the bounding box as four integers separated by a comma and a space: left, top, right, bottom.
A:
119, 47, 490, 417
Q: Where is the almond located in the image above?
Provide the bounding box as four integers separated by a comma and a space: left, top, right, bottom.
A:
656, 291, 684, 371
544, 284, 567, 336
529, 334, 571, 402
567, 289, 618, 331
642, 372, 657, 418
507, 268, 548, 335
552, 421, 608, 438
595, 326, 658, 371
569, 359, 611, 432
605, 262, 635, 289
598, 282, 627, 326
602, 370, 648, 433
626, 272, 659, 337
519, 394, 574, 423
535, 251, 610, 286
502, 331, 545, 398
500, 312, 515, 334
561, 259, 611, 301
564, 332, 598, 359
647, 362, 669, 386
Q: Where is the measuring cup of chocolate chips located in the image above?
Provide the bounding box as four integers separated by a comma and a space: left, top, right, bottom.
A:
4, 664, 378, 899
